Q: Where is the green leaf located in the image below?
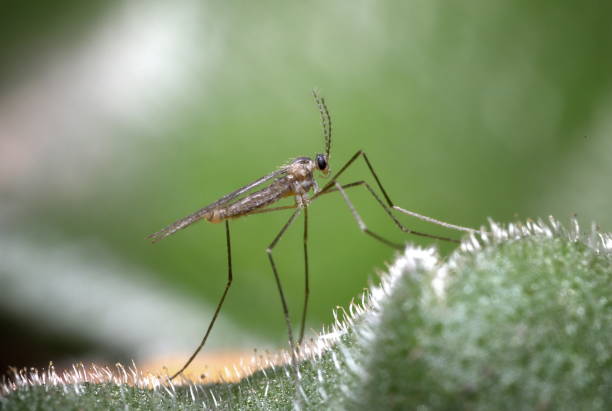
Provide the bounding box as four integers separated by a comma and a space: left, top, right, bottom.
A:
2, 218, 611, 410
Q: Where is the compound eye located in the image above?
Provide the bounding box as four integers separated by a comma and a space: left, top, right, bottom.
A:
316, 154, 327, 170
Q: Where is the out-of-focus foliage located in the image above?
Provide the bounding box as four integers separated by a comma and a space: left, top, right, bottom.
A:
1, 1, 612, 371
2, 218, 611, 409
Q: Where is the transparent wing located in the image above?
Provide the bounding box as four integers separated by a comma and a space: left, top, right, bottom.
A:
148, 167, 288, 242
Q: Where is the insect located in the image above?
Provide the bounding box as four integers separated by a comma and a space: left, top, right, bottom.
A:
149, 91, 477, 380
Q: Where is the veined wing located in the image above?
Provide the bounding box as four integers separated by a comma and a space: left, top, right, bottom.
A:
148, 167, 288, 242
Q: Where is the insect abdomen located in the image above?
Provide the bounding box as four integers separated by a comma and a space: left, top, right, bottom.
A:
208, 180, 292, 222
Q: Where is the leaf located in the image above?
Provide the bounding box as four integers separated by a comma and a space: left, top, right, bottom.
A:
2, 217, 611, 410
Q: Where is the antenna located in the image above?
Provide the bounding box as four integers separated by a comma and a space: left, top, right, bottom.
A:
312, 89, 332, 160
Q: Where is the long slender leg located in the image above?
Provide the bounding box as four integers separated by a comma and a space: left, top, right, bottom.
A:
334, 181, 405, 248
266, 208, 303, 363
313, 150, 479, 237
335, 181, 460, 243
315, 181, 461, 241
299, 206, 309, 345
392, 205, 477, 233
358, 152, 478, 234
257, 181, 459, 349
170, 220, 233, 380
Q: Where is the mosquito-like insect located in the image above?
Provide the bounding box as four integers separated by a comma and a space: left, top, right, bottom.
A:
149, 91, 478, 380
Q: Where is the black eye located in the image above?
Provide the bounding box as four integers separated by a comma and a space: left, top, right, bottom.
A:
316, 154, 327, 170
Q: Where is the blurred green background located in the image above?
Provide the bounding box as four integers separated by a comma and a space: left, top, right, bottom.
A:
1, 1, 611, 375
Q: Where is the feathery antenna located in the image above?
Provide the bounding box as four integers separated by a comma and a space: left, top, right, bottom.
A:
312, 89, 332, 160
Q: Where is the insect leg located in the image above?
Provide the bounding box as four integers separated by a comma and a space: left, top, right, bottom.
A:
334, 181, 404, 248
314, 150, 479, 239
334, 181, 459, 243
358, 151, 478, 234
299, 206, 309, 345
169, 220, 233, 380
266, 208, 302, 361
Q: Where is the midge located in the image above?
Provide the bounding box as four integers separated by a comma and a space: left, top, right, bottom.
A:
149, 91, 477, 380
